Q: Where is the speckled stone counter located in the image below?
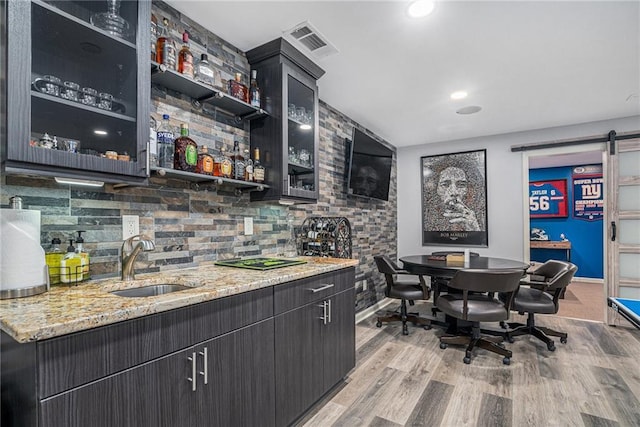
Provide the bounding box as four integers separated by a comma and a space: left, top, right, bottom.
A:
0, 257, 358, 343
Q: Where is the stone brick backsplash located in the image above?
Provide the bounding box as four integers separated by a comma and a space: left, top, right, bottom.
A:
0, 1, 396, 313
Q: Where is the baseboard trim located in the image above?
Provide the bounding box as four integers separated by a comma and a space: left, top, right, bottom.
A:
574, 277, 604, 284
355, 298, 395, 324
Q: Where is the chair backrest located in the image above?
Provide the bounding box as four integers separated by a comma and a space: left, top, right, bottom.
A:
445, 269, 525, 319
374, 255, 400, 290
447, 269, 525, 294
533, 260, 577, 291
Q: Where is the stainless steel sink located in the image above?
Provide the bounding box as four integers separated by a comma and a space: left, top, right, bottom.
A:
110, 284, 191, 298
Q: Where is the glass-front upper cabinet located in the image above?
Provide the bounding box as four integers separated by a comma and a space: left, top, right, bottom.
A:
247, 38, 325, 204
4, 0, 150, 184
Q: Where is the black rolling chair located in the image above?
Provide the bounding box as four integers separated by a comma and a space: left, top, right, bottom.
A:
374, 255, 432, 335
436, 269, 524, 365
429, 251, 480, 317
502, 260, 577, 351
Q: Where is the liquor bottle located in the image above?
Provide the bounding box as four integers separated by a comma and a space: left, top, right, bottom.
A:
178, 31, 194, 78
249, 70, 261, 108
228, 72, 248, 103
231, 140, 245, 180
156, 114, 174, 169
194, 53, 215, 87
253, 147, 265, 184
196, 145, 215, 175
150, 14, 158, 61
156, 18, 177, 70
219, 149, 233, 178
173, 123, 198, 172
243, 148, 254, 182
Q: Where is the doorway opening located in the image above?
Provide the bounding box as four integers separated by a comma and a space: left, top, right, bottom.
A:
523, 146, 606, 322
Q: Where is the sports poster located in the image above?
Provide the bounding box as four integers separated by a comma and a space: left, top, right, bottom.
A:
572, 165, 603, 221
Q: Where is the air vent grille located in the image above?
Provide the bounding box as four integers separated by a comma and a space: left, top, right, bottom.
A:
284, 21, 338, 59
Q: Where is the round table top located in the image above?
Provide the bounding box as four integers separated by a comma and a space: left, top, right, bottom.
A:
400, 255, 530, 277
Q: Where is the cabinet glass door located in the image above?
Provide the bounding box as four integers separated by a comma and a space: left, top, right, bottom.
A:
6, 0, 148, 182
286, 74, 316, 197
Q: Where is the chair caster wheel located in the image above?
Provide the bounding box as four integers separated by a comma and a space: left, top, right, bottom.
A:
503, 357, 511, 365
440, 342, 447, 349
500, 321, 508, 330
376, 321, 382, 328
507, 336, 515, 344
547, 342, 556, 351
402, 326, 409, 335
497, 342, 505, 348
560, 337, 567, 344
463, 356, 471, 364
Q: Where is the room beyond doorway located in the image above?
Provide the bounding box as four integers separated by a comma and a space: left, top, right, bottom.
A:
525, 147, 606, 322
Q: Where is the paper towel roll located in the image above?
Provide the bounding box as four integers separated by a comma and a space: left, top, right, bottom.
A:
1, 209, 47, 291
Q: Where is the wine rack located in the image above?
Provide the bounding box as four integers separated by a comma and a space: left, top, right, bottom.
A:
297, 217, 352, 259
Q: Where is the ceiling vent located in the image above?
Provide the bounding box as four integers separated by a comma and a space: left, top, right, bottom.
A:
283, 21, 339, 60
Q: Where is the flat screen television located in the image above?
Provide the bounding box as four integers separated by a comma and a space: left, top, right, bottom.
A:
347, 128, 393, 201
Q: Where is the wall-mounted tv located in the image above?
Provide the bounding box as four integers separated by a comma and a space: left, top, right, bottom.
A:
347, 128, 393, 201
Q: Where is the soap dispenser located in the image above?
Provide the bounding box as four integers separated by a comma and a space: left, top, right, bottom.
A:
75, 231, 90, 281
60, 239, 81, 284
45, 238, 64, 285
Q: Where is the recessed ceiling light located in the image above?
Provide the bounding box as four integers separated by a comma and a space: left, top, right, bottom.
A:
450, 91, 468, 100
94, 129, 108, 135
456, 106, 482, 115
407, 0, 435, 18
299, 124, 312, 130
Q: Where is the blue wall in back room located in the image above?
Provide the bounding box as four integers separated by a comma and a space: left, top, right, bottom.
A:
529, 165, 603, 279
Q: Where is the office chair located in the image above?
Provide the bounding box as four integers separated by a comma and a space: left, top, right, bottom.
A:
436, 269, 524, 365
501, 260, 577, 351
374, 255, 432, 335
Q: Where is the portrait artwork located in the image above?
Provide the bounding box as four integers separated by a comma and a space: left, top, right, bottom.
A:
421, 149, 488, 246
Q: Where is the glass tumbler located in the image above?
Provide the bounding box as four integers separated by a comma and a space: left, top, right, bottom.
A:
33, 75, 62, 96
98, 92, 114, 110
81, 87, 98, 107
61, 81, 80, 102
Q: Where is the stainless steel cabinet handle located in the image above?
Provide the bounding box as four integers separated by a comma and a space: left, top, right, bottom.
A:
199, 347, 208, 385
309, 283, 334, 293
187, 352, 197, 392
318, 301, 328, 324
327, 299, 332, 323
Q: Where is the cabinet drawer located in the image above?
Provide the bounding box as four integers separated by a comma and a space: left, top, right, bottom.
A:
37, 287, 273, 398
274, 267, 354, 314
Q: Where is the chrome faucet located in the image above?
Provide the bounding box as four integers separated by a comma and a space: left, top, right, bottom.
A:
121, 234, 156, 281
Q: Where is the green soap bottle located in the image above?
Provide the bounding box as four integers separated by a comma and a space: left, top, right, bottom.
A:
60, 239, 81, 284
75, 231, 90, 281
45, 238, 64, 285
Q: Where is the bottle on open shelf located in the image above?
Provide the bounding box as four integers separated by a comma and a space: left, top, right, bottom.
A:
178, 30, 194, 78
253, 147, 265, 184
156, 17, 177, 70
157, 114, 174, 169
228, 73, 248, 103
173, 123, 198, 173
249, 70, 261, 108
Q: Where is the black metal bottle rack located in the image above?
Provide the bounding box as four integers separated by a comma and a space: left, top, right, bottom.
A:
297, 217, 352, 259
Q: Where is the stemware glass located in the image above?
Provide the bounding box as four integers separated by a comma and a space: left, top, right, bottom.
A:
90, 0, 130, 40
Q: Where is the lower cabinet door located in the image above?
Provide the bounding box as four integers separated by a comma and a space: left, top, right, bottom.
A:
195, 318, 275, 427
274, 302, 324, 426
39, 346, 196, 427
322, 288, 356, 392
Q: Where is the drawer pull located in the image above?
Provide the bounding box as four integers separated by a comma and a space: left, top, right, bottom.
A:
319, 301, 328, 324
187, 352, 197, 391
199, 347, 208, 385
309, 283, 334, 293
327, 299, 332, 323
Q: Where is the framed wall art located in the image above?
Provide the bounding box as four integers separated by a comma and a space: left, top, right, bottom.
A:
529, 179, 568, 219
421, 149, 488, 246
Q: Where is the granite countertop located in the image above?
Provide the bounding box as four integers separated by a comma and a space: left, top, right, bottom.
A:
0, 257, 358, 343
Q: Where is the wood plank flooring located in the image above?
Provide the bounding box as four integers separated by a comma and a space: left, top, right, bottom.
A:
299, 302, 640, 427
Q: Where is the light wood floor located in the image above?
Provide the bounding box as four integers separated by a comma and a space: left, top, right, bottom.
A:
299, 302, 640, 427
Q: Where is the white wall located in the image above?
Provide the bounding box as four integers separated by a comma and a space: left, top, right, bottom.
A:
397, 115, 640, 260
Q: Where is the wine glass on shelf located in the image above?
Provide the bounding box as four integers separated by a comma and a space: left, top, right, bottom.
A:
90, 0, 130, 40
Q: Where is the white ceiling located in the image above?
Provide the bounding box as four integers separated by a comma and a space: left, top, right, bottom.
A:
166, 1, 640, 148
